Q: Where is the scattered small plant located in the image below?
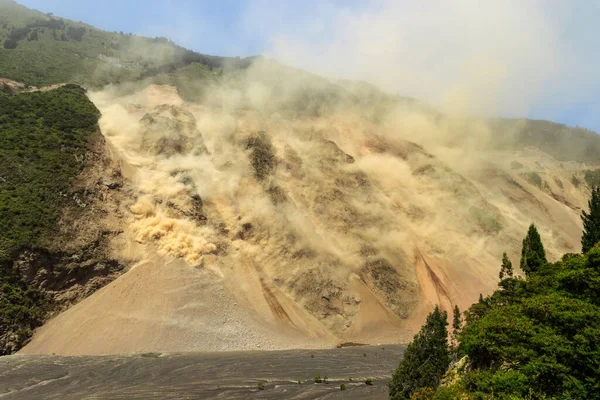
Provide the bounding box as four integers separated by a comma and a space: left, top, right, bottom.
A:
365, 378, 373, 386
314, 374, 323, 383
297, 380, 302, 384
340, 383, 347, 391
363, 353, 367, 357
257, 382, 265, 390
348, 377, 353, 381
310, 354, 314, 358
323, 376, 328, 384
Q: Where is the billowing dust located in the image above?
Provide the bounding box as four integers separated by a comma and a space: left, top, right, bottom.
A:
22, 58, 589, 356
75, 59, 590, 349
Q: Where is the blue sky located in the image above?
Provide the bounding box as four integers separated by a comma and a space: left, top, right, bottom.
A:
17, 0, 600, 133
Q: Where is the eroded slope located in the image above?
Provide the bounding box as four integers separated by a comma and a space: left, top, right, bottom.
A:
21, 71, 595, 354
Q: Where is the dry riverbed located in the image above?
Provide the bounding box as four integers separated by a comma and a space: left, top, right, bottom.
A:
0, 344, 405, 399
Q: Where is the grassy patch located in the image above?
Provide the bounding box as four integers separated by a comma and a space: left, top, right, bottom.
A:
469, 207, 502, 234
521, 171, 544, 189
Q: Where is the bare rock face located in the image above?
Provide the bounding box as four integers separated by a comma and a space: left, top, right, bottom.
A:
16, 132, 131, 311
139, 105, 208, 156
20, 83, 596, 356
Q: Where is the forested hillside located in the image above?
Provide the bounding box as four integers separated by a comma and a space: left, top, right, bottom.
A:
0, 85, 100, 354
389, 222, 600, 399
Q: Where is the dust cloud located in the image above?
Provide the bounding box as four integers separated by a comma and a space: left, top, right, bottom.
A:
85, 2, 593, 343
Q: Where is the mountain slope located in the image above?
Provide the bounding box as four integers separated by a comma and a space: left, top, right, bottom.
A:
20, 76, 597, 354
0, 2, 599, 355
0, 0, 245, 87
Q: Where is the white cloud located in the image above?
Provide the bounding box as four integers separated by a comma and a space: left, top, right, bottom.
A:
245, 0, 600, 125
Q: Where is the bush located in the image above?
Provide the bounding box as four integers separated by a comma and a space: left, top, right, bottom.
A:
340, 383, 346, 391
365, 378, 373, 386
3, 38, 17, 49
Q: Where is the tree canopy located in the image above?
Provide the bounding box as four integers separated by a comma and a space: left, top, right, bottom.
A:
519, 224, 546, 276
581, 185, 600, 253
396, 224, 600, 399
389, 306, 450, 399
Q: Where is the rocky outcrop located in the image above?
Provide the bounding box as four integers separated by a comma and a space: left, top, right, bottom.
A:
17, 132, 131, 311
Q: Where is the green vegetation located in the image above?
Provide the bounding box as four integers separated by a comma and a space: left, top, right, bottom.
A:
584, 169, 600, 188
490, 118, 600, 164
0, 84, 99, 260
582, 186, 600, 253
389, 220, 600, 399
389, 306, 450, 399
314, 374, 323, 383
0, 0, 244, 87
257, 381, 265, 390
519, 224, 547, 276
0, 84, 99, 354
521, 171, 543, 189
451, 305, 462, 349
469, 206, 502, 234
0, 261, 47, 355
366, 378, 374, 386
499, 252, 514, 280
340, 383, 347, 391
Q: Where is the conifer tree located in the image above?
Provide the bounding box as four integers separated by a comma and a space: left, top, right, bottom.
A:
581, 186, 600, 253
451, 305, 462, 348
520, 224, 547, 276
389, 306, 450, 399
499, 252, 514, 280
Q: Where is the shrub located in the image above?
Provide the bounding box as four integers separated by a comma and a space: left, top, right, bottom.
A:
340, 383, 346, 391
365, 378, 373, 386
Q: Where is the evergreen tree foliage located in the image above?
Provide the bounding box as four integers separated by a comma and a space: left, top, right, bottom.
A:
519, 224, 547, 276
452, 306, 462, 337
456, 249, 600, 399
389, 306, 450, 399
581, 185, 600, 253
451, 305, 462, 349
499, 252, 514, 280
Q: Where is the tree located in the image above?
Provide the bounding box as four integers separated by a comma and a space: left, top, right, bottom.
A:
451, 305, 462, 349
389, 306, 450, 399
581, 186, 600, 253
520, 224, 547, 276
499, 252, 514, 280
